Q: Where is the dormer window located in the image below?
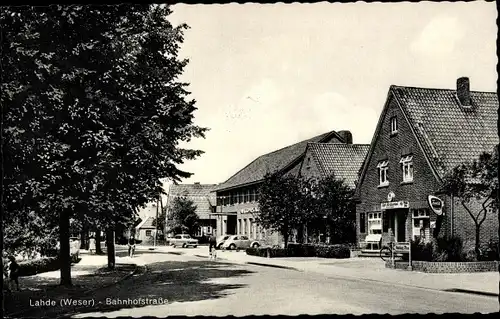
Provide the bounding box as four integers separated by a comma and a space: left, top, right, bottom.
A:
390, 117, 398, 135
377, 160, 389, 186
400, 155, 413, 183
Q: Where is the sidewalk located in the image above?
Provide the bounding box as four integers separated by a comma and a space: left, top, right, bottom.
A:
162, 245, 499, 297
3, 250, 140, 318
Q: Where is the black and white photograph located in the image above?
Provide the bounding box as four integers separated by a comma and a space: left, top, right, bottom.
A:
2, 1, 499, 318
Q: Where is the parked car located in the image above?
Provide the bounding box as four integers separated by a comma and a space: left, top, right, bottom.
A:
221, 235, 260, 250
216, 235, 231, 249
169, 234, 198, 248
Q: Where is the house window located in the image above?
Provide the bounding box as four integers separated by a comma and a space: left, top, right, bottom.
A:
400, 155, 413, 183
359, 213, 366, 233
229, 193, 234, 205
377, 160, 389, 186
412, 209, 430, 241
146, 230, 152, 236
238, 191, 243, 204
390, 117, 398, 135
243, 219, 247, 235
250, 188, 256, 202
368, 212, 382, 235
244, 190, 249, 203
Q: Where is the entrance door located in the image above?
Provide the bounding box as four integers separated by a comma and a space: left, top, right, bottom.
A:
226, 215, 237, 235
395, 209, 407, 242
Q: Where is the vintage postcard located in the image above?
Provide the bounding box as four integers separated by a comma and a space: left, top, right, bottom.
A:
2, 1, 499, 318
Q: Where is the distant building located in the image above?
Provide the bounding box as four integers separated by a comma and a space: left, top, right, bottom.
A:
355, 77, 499, 251
135, 216, 156, 243
212, 129, 355, 246
166, 183, 217, 237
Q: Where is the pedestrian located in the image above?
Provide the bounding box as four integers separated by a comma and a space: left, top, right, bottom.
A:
7, 256, 20, 291
128, 235, 136, 258
89, 235, 96, 255
208, 234, 217, 260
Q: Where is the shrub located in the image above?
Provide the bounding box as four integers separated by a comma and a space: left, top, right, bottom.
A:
18, 257, 60, 277
410, 239, 434, 261
246, 243, 350, 259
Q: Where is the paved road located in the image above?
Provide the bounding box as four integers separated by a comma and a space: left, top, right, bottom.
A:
27, 250, 498, 317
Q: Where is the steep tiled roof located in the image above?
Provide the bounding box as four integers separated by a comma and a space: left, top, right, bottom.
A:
168, 184, 217, 219
136, 216, 155, 229
392, 86, 498, 178
306, 143, 370, 187
215, 130, 345, 191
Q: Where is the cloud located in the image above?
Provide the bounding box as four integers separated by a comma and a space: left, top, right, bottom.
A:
410, 15, 464, 57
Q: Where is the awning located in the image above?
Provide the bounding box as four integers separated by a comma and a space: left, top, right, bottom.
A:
376, 160, 389, 168
399, 155, 413, 163
365, 234, 382, 243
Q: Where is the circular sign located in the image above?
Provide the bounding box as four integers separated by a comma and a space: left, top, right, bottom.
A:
387, 191, 395, 202
428, 195, 443, 215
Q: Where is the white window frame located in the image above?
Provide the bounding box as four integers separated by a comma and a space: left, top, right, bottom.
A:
368, 212, 382, 235
377, 160, 389, 186
400, 155, 413, 183
146, 230, 152, 236
390, 117, 398, 135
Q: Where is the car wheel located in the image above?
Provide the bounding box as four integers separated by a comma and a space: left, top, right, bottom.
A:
252, 243, 260, 248
217, 243, 223, 249
172, 244, 176, 248
182, 243, 187, 248
229, 244, 236, 250
193, 245, 197, 248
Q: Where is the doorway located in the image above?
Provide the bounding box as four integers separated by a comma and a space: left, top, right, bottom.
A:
226, 215, 237, 235
393, 209, 408, 242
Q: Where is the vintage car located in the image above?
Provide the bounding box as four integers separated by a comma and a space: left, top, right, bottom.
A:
221, 235, 260, 250
169, 234, 198, 248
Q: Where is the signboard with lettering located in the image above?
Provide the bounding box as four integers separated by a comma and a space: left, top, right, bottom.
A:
428, 195, 443, 215
240, 207, 258, 214
393, 242, 410, 253
381, 201, 409, 210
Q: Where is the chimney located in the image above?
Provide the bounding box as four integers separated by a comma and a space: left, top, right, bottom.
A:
457, 77, 471, 107
337, 130, 353, 144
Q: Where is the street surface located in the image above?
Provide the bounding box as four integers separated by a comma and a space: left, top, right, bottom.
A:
23, 248, 498, 317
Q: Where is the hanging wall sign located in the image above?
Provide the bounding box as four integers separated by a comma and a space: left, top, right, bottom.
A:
428, 195, 443, 215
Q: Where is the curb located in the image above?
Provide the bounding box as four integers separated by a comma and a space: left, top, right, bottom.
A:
443, 288, 499, 298
245, 261, 299, 271
82, 262, 142, 294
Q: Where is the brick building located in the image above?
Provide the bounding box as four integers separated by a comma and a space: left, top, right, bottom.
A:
166, 183, 217, 237
355, 77, 499, 251
212, 129, 353, 245
298, 142, 370, 242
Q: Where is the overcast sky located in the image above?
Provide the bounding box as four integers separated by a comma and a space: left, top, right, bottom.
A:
165, 1, 497, 187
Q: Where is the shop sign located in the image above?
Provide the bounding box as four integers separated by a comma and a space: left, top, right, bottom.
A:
381, 201, 409, 210
428, 195, 443, 215
393, 242, 410, 253
240, 207, 258, 214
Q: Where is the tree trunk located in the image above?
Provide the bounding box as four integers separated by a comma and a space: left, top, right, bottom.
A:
59, 209, 72, 287
106, 228, 115, 270
475, 224, 481, 260
95, 229, 104, 255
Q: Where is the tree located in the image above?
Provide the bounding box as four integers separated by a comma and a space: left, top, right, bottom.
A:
166, 197, 200, 236
2, 4, 207, 284
153, 204, 167, 235
441, 149, 498, 259
312, 176, 356, 244
256, 173, 316, 248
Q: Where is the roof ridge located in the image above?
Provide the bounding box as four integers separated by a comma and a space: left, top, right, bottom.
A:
391, 85, 496, 94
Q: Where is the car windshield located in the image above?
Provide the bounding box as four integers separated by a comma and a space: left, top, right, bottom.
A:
183, 235, 191, 238
241, 236, 249, 240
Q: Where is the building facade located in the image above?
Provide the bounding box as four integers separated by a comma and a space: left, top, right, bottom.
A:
166, 183, 217, 237
355, 78, 499, 251
213, 129, 354, 245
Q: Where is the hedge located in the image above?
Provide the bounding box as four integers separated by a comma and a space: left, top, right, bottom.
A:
246, 243, 350, 259
17, 257, 61, 277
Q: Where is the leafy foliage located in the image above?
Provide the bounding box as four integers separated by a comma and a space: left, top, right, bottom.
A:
256, 173, 317, 248
312, 176, 356, 244
166, 197, 200, 236
441, 148, 498, 258
2, 4, 206, 282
